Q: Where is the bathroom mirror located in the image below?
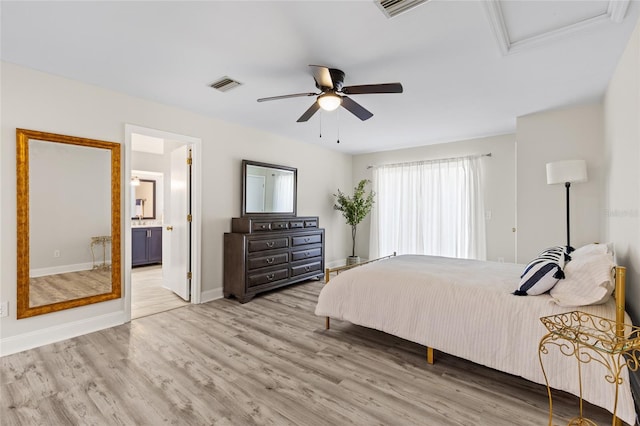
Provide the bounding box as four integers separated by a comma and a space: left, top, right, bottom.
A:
16, 129, 121, 319
242, 160, 297, 217
131, 179, 156, 219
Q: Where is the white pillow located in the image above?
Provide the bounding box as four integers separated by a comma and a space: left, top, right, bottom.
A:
550, 251, 615, 307
514, 246, 567, 296
572, 243, 610, 258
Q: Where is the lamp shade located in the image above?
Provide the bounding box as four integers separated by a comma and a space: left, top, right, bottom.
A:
546, 160, 588, 185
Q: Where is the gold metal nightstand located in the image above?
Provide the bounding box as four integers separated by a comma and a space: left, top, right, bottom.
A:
90, 235, 112, 270
538, 311, 640, 426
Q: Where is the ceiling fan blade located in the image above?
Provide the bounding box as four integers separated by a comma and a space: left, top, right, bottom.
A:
296, 101, 321, 122
257, 92, 317, 102
341, 83, 403, 95
341, 96, 373, 121
309, 65, 334, 90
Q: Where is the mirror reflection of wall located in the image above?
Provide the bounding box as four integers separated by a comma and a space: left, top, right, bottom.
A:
30, 140, 112, 280
132, 179, 155, 219
131, 171, 164, 223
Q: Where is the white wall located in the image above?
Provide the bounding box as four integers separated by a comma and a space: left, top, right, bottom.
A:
604, 16, 640, 324
515, 103, 604, 263
352, 134, 516, 263
0, 62, 352, 354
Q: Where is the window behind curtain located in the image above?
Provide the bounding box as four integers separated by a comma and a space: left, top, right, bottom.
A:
369, 156, 486, 260
272, 173, 294, 212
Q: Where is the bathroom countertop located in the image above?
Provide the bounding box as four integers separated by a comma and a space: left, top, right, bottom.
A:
131, 223, 163, 228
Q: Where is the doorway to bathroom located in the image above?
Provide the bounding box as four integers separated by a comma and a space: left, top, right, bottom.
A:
125, 125, 202, 321
130, 168, 186, 318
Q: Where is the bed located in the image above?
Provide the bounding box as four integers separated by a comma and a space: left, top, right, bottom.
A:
315, 253, 637, 425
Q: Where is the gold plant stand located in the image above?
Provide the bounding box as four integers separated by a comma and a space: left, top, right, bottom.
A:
538, 311, 640, 426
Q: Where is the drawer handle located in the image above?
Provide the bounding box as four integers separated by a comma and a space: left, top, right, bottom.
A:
266, 241, 275, 248
266, 257, 275, 264
305, 266, 310, 271
304, 238, 310, 242
305, 252, 310, 257
266, 273, 275, 281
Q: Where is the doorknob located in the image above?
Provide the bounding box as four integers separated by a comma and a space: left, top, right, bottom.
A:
166, 226, 173, 231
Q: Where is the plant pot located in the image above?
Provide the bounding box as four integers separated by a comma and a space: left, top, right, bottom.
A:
346, 256, 360, 266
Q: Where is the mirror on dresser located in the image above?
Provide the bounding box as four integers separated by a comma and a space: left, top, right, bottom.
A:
225, 160, 324, 303
242, 160, 297, 217
16, 129, 122, 319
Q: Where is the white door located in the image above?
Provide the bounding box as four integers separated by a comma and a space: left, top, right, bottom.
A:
246, 174, 265, 212
164, 145, 190, 301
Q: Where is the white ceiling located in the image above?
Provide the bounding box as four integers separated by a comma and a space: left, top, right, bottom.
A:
2, 1, 638, 154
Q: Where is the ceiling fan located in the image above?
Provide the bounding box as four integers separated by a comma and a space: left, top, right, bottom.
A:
257, 65, 403, 122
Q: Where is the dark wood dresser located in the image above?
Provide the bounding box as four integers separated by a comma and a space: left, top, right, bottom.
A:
224, 216, 325, 303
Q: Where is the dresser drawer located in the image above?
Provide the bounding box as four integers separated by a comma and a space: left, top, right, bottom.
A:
291, 247, 322, 261
248, 268, 289, 287
289, 220, 304, 229
248, 252, 289, 270
291, 233, 322, 246
251, 222, 272, 232
271, 221, 289, 231
304, 219, 318, 228
291, 261, 322, 277
248, 237, 289, 252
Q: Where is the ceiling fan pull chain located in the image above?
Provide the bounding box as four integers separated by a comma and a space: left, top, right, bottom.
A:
336, 109, 340, 144
319, 111, 322, 138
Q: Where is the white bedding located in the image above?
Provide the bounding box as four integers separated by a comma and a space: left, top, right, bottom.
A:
315, 255, 636, 425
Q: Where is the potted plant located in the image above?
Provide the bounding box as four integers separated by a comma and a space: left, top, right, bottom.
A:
334, 179, 375, 265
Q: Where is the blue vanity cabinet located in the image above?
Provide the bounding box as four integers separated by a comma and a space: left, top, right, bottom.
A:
132, 226, 162, 266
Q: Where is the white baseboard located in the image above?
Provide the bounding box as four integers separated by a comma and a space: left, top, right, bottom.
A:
325, 258, 370, 269
0, 311, 125, 357
200, 287, 223, 303
31, 262, 97, 277
326, 259, 347, 269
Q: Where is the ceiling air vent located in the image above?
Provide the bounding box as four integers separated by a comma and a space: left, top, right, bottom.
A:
209, 76, 242, 92
376, 0, 429, 18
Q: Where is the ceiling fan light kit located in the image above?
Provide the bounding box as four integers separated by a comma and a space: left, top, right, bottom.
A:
257, 65, 403, 123
317, 93, 342, 111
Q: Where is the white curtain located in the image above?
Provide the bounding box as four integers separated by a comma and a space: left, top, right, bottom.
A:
272, 173, 294, 212
369, 156, 486, 260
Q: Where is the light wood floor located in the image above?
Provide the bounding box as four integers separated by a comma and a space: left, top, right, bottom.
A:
1, 280, 618, 425
131, 265, 189, 319
29, 269, 111, 307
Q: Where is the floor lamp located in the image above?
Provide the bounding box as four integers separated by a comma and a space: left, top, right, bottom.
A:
546, 160, 588, 252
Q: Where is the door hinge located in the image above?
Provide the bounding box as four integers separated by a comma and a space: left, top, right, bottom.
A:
187, 157, 192, 165
187, 214, 192, 222
187, 272, 192, 279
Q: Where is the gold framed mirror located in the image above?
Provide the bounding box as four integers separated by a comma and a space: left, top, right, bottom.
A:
16, 129, 121, 319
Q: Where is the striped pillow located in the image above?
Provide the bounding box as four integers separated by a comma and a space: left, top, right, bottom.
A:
514, 246, 569, 296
